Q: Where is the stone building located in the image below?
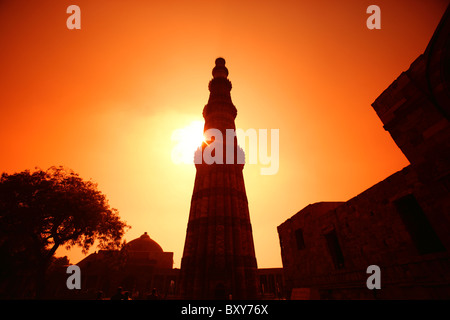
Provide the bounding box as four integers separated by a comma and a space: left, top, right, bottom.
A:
258, 268, 286, 299
178, 58, 259, 299
45, 232, 282, 299
278, 5, 450, 299
47, 232, 177, 299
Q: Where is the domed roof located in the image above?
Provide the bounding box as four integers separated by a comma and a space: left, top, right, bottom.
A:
126, 232, 163, 253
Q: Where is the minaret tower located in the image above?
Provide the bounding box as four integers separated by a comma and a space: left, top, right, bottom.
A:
178, 58, 259, 299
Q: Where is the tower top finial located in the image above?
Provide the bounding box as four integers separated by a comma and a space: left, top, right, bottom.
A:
212, 57, 228, 78
215, 57, 226, 66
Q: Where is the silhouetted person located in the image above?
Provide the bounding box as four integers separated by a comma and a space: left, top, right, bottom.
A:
147, 288, 159, 300
111, 286, 124, 300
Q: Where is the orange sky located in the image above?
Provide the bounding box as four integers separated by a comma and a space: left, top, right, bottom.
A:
0, 0, 448, 268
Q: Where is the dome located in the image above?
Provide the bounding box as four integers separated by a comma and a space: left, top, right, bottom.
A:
126, 232, 163, 253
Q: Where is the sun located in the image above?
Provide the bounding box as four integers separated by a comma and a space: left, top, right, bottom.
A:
171, 120, 205, 164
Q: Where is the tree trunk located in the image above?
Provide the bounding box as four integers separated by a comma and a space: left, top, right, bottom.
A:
35, 243, 60, 299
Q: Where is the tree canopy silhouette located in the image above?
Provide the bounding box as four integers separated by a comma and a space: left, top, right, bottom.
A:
0, 166, 130, 298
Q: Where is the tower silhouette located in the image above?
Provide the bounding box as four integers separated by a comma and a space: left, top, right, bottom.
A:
178, 58, 259, 300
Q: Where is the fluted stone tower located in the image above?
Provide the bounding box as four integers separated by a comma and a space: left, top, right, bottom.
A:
178, 58, 259, 300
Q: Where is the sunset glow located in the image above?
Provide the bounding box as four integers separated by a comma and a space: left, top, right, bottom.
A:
0, 0, 448, 270
171, 120, 205, 164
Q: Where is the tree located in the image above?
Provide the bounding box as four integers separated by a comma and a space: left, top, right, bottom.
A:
0, 166, 130, 298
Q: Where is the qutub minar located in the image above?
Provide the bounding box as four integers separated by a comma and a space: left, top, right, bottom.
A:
178, 58, 259, 299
